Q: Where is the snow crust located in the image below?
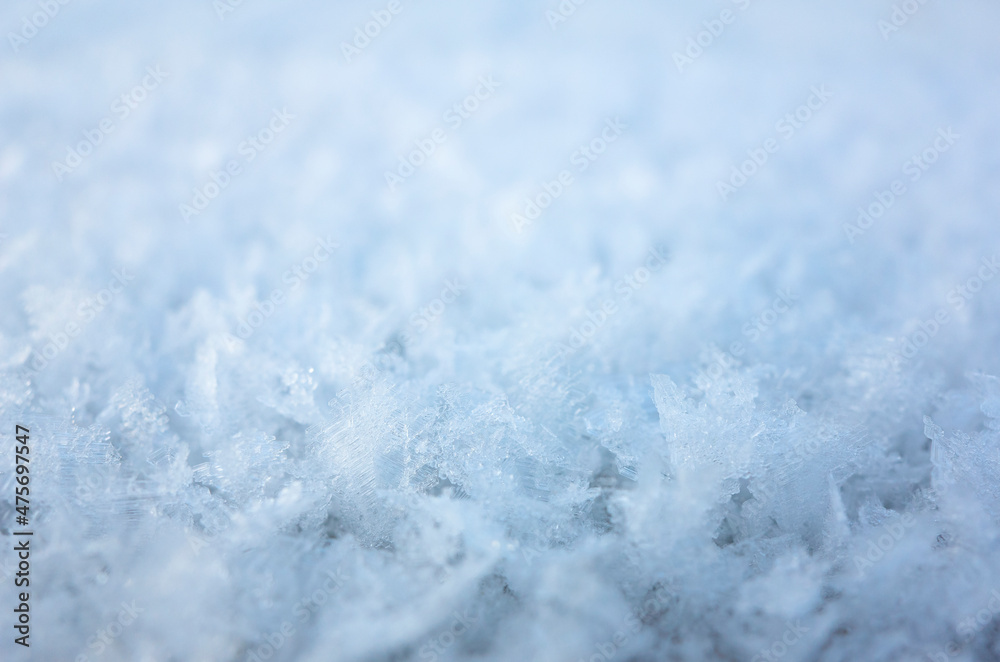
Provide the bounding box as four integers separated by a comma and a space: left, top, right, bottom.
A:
1, 0, 1000, 660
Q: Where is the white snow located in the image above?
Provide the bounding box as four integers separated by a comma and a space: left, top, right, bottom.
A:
2, 0, 1000, 660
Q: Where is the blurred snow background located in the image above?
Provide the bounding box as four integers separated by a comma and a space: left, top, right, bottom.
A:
1, 0, 1000, 660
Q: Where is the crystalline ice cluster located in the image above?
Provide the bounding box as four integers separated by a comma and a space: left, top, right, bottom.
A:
2, 1, 1000, 660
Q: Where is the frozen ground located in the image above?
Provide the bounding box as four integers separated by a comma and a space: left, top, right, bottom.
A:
1, 0, 1000, 660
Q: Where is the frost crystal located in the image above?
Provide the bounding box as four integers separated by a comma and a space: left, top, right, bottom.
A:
2, 1, 999, 660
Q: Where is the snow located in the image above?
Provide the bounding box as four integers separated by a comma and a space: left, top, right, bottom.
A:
2, 0, 1000, 660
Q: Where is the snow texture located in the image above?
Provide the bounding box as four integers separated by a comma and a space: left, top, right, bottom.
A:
2, 0, 1000, 660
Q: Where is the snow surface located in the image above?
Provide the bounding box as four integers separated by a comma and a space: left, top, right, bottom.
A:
2, 0, 1000, 660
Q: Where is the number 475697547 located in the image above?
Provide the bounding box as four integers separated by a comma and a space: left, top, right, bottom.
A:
14, 425, 29, 512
